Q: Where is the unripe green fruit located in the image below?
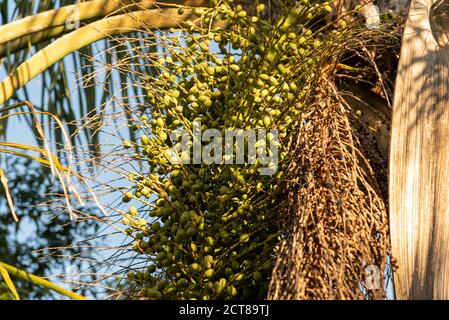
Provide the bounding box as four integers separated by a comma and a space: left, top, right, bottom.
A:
229, 64, 240, 72
234, 273, 244, 281
177, 278, 189, 288
203, 99, 213, 108
147, 265, 156, 273
129, 206, 138, 216
237, 11, 247, 18
156, 280, 167, 291
207, 66, 215, 76
263, 115, 272, 127
256, 4, 266, 12
226, 286, 238, 297
205, 281, 214, 291
156, 198, 166, 208
195, 216, 204, 225
151, 222, 161, 232
170, 224, 179, 234
240, 234, 250, 243
176, 228, 186, 238
165, 286, 177, 295
180, 211, 190, 224
186, 226, 196, 237
204, 268, 214, 278
269, 76, 278, 86
204, 255, 214, 267
219, 186, 229, 195
192, 182, 203, 192
161, 258, 172, 267
141, 135, 150, 145
220, 231, 230, 241
203, 246, 212, 253
157, 131, 168, 142
147, 288, 162, 300
157, 251, 167, 261
198, 168, 207, 178
205, 236, 214, 246
182, 180, 191, 190
123, 140, 133, 148
214, 278, 226, 295
211, 90, 222, 98
123, 192, 133, 203
159, 235, 168, 244
220, 194, 231, 204
190, 263, 202, 272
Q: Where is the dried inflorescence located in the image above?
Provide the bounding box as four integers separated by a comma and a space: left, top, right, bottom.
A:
269, 81, 389, 300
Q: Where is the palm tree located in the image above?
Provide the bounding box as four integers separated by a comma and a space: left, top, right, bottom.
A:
1, 0, 447, 300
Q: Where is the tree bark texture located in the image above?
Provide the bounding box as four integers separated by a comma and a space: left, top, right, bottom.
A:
390, 0, 449, 299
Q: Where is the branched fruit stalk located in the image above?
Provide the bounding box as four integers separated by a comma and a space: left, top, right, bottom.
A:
118, 0, 344, 300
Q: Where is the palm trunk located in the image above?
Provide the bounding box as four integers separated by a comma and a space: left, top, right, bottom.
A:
390, 0, 449, 299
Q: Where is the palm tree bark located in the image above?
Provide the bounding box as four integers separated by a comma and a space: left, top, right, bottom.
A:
390, 0, 449, 299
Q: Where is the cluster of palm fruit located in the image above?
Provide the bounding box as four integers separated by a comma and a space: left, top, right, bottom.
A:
121, 0, 338, 299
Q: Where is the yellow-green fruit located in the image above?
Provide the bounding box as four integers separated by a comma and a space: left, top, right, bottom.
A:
123, 140, 133, 148
122, 214, 132, 225
156, 118, 165, 127
129, 206, 138, 216
269, 76, 278, 86
237, 11, 247, 18
214, 279, 226, 295
323, 5, 333, 13
234, 273, 244, 281
147, 265, 156, 273
227, 286, 237, 297
263, 115, 272, 127
147, 288, 162, 299
141, 135, 150, 145
239, 234, 250, 243
205, 236, 214, 246
123, 192, 133, 202
230, 64, 240, 72
141, 187, 151, 197
207, 67, 215, 76
151, 222, 161, 232
204, 268, 214, 278
190, 263, 201, 272
177, 278, 189, 288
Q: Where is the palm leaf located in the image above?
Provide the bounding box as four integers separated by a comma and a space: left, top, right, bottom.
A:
0, 1, 213, 155
0, 261, 86, 300
0, 264, 20, 300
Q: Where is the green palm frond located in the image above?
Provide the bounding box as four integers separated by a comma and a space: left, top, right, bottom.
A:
0, 261, 86, 300
0, 0, 213, 154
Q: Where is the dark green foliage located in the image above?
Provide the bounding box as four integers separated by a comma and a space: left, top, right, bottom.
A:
0, 158, 100, 299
